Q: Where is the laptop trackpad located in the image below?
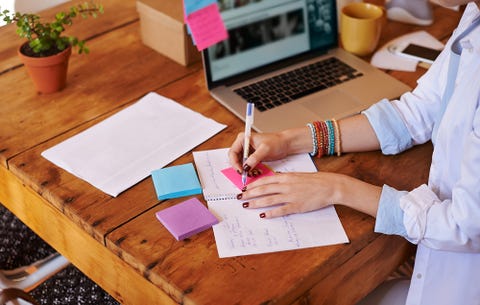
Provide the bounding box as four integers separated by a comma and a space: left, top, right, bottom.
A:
300, 90, 363, 118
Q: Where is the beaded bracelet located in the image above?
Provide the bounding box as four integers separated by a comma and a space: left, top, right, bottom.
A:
306, 123, 318, 157
308, 119, 342, 157
319, 120, 329, 157
332, 118, 342, 156
313, 120, 325, 158
325, 120, 335, 156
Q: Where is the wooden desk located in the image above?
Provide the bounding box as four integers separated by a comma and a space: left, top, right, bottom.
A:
0, 1, 462, 304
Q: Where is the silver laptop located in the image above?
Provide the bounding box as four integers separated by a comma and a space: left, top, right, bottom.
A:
202, 0, 411, 132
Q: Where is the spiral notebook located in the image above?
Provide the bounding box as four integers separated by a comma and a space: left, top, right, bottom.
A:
192, 148, 349, 257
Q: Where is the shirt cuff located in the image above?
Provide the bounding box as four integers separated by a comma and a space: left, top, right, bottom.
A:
362, 99, 413, 155
375, 184, 408, 236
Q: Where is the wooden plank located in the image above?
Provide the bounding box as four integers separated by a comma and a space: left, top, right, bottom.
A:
0, 0, 139, 73
106, 198, 378, 305
290, 235, 415, 305
1, 21, 201, 166
0, 165, 178, 305
3, 21, 201, 241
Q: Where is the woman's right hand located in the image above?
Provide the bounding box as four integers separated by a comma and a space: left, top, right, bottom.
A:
228, 127, 312, 173
228, 131, 288, 173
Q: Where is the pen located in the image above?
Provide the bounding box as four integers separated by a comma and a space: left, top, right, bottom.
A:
241, 102, 254, 187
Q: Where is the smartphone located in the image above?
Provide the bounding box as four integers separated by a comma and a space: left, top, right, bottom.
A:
396, 43, 442, 65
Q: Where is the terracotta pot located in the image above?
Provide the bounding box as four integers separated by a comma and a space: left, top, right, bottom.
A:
17, 43, 72, 94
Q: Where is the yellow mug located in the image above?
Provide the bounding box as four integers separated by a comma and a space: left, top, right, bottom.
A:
340, 2, 384, 56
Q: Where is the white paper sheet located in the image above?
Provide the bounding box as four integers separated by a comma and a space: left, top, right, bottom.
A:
42, 92, 226, 197
193, 148, 349, 258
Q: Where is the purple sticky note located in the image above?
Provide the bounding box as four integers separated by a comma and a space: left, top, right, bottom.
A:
221, 163, 275, 190
155, 198, 218, 241
185, 3, 228, 51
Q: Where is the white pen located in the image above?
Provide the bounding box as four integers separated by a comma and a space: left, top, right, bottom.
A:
241, 102, 254, 187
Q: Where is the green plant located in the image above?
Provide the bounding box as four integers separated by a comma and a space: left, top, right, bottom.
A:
0, 1, 104, 57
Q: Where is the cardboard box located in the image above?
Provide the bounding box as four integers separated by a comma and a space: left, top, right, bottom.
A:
136, 0, 201, 66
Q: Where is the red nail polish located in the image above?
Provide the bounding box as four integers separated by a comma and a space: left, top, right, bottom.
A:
242, 202, 249, 208
236, 193, 242, 200
259, 212, 266, 218
241, 186, 247, 192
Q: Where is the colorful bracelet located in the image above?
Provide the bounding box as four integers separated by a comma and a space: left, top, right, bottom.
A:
313, 120, 325, 158
320, 120, 329, 157
332, 118, 341, 156
325, 120, 334, 155
308, 119, 342, 157
306, 123, 318, 157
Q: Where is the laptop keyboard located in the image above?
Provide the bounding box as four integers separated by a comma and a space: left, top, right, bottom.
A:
233, 57, 363, 112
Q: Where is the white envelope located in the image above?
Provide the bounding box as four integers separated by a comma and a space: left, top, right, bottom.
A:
42, 92, 226, 197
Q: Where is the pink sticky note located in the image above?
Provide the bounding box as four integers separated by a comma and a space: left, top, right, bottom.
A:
221, 163, 275, 190
185, 3, 228, 51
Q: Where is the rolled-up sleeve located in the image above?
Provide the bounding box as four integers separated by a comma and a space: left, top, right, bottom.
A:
375, 185, 408, 236
362, 99, 413, 155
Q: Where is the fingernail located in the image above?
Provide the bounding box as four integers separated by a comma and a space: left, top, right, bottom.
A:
236, 193, 242, 200
259, 212, 266, 218
241, 186, 247, 192
242, 202, 249, 208
236, 169, 241, 175
243, 164, 251, 172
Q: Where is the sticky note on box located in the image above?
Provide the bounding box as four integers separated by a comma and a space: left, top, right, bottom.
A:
155, 198, 218, 240
151, 163, 202, 200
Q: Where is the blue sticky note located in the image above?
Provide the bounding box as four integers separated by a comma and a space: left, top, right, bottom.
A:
151, 163, 202, 200
184, 0, 217, 16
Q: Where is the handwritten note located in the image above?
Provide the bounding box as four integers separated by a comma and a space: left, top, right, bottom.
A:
209, 199, 349, 257
192, 148, 349, 258
185, 3, 228, 51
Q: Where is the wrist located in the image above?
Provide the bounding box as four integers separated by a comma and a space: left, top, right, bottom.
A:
334, 174, 381, 217
279, 127, 312, 155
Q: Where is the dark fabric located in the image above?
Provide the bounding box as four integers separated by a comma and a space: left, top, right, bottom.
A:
0, 206, 56, 270
0, 205, 119, 305
30, 265, 119, 305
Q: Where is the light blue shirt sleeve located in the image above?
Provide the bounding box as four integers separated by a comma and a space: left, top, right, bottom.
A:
362, 99, 413, 155
363, 99, 411, 236
375, 185, 408, 236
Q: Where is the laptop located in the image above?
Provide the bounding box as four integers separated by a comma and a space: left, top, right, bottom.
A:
202, 0, 411, 132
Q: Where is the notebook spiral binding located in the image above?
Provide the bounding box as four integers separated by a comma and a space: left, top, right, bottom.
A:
204, 193, 237, 201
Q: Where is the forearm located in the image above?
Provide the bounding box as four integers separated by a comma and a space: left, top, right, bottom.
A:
332, 174, 382, 217
338, 114, 381, 153
278, 126, 314, 155
279, 114, 380, 156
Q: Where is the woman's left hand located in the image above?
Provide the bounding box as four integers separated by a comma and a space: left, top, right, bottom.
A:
238, 171, 382, 218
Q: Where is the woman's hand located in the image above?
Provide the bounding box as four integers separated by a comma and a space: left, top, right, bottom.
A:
238, 171, 382, 218
228, 131, 288, 173
228, 127, 313, 173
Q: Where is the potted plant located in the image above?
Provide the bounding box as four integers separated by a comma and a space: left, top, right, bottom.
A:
0, 2, 104, 93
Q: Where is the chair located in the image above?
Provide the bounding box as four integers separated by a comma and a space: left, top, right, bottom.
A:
0, 204, 119, 305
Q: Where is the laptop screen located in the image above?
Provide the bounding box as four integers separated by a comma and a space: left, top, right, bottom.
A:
203, 0, 338, 89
